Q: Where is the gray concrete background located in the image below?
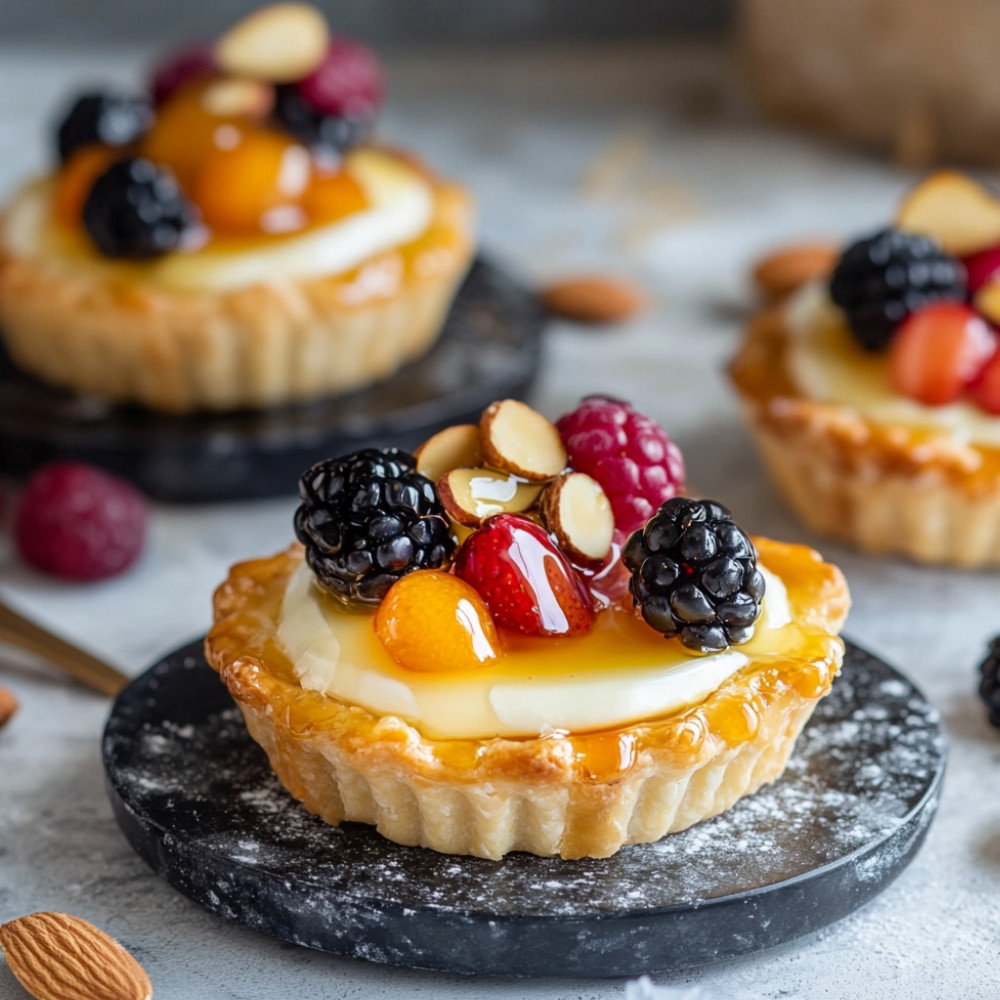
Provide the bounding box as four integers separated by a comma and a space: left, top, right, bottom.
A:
0, 0, 731, 44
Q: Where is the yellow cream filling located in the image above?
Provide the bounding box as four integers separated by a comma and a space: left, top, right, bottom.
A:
1, 148, 433, 292
785, 282, 1000, 446
276, 561, 799, 741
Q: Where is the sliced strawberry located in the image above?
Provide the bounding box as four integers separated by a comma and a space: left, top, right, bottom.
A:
963, 245, 1000, 295
969, 346, 1000, 414
889, 303, 996, 406
453, 514, 594, 638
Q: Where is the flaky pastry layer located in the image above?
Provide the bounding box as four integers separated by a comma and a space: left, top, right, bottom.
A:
730, 307, 1000, 566
205, 541, 847, 859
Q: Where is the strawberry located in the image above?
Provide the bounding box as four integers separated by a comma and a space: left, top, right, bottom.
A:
889, 302, 996, 406
453, 514, 594, 637
969, 346, 1000, 414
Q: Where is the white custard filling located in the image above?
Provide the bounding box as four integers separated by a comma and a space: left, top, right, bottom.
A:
1, 148, 434, 292
276, 561, 797, 741
785, 282, 1000, 447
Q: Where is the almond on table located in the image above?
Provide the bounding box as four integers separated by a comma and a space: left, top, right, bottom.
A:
751, 241, 839, 299
0, 684, 17, 727
540, 275, 646, 324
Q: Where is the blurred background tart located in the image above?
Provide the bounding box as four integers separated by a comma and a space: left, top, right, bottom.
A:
0, 3, 474, 413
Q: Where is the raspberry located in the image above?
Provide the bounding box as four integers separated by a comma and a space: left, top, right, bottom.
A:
829, 228, 966, 352
149, 42, 217, 107
14, 462, 147, 581
294, 448, 454, 607
556, 396, 685, 535
622, 498, 765, 653
295, 38, 383, 119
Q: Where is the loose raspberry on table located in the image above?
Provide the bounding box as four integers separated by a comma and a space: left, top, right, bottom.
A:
556, 396, 685, 535
14, 462, 147, 581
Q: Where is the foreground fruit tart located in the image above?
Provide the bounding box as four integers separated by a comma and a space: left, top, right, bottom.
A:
205, 397, 849, 860
0, 3, 473, 413
731, 171, 1000, 567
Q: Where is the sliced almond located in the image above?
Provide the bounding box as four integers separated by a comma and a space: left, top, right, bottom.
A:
437, 468, 543, 527
540, 275, 646, 324
215, 3, 329, 83
896, 170, 1000, 256
414, 424, 482, 483
201, 78, 274, 119
539, 472, 614, 563
0, 684, 17, 728
0, 911, 152, 1000
751, 242, 839, 299
479, 399, 567, 482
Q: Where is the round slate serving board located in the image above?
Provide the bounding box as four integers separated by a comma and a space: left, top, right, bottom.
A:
0, 258, 544, 503
103, 640, 945, 978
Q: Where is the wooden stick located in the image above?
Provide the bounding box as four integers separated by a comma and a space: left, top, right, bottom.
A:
0, 600, 130, 697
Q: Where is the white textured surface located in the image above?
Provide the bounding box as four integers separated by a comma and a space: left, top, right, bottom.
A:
1, 42, 999, 1000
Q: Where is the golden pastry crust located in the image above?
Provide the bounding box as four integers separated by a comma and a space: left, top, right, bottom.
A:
205, 539, 848, 860
0, 174, 473, 413
730, 307, 1000, 566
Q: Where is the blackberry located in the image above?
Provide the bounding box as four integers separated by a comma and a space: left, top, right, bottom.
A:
977, 635, 1000, 728
273, 85, 370, 157
829, 227, 966, 352
294, 448, 455, 608
55, 91, 153, 164
622, 497, 765, 653
82, 157, 195, 259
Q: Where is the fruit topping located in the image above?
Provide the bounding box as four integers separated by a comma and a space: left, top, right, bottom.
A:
961, 244, 1000, 296
751, 241, 839, 300
295, 37, 383, 119
896, 170, 1000, 257
14, 462, 147, 581
149, 42, 217, 106
53, 146, 118, 227
538, 472, 614, 564
574, 529, 632, 610
622, 498, 765, 653
193, 131, 310, 235
294, 448, 454, 607
375, 570, 501, 672
829, 227, 967, 353
437, 468, 542, 527
479, 399, 567, 482
967, 342, 1000, 414
556, 396, 685, 535
215, 2, 330, 84
273, 84, 371, 158
414, 424, 483, 483
889, 302, 996, 406
302, 166, 368, 224
977, 635, 1000, 728
55, 91, 153, 164
453, 513, 594, 638
82, 157, 196, 259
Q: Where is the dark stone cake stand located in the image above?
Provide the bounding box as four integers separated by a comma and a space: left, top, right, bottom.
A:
102, 640, 946, 977
0, 258, 544, 502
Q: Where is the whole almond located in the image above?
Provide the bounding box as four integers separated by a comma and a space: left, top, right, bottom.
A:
751, 242, 839, 300
0, 684, 17, 727
215, 3, 329, 83
0, 912, 152, 1000
540, 275, 646, 324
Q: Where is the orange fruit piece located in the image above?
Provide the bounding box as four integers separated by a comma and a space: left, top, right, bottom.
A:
52, 146, 118, 228
303, 168, 368, 225
193, 130, 311, 235
375, 570, 502, 673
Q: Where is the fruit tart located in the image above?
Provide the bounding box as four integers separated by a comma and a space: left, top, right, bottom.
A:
205, 397, 849, 860
0, 3, 473, 413
731, 171, 1000, 567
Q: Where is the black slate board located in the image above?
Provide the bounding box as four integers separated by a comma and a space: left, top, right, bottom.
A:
102, 640, 945, 978
0, 258, 544, 502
